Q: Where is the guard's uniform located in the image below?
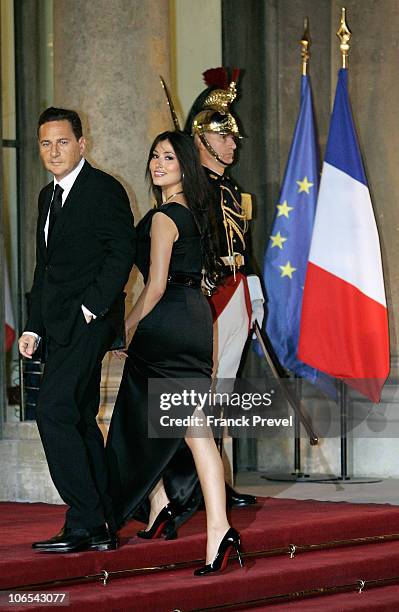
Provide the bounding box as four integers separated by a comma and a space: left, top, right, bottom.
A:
205, 168, 253, 381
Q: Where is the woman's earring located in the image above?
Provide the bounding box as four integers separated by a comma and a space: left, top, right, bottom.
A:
181, 172, 185, 182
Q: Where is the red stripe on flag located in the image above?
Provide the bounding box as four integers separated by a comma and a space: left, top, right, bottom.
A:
298, 263, 389, 401
5, 323, 15, 352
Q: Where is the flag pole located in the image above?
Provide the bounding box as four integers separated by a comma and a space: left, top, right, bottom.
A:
335, 9, 377, 484
291, 17, 313, 477
254, 19, 322, 463
336, 7, 352, 69
336, 7, 352, 480
301, 17, 311, 76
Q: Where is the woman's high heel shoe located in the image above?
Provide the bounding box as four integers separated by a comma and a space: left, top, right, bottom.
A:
194, 527, 244, 576
137, 503, 176, 539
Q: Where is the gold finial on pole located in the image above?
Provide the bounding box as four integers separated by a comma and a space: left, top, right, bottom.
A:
300, 17, 311, 76
336, 7, 352, 68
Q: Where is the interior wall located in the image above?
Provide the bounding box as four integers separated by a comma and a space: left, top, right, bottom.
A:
169, 0, 221, 127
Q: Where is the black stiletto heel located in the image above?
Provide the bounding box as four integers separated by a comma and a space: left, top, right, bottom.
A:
194, 527, 244, 576
137, 503, 176, 539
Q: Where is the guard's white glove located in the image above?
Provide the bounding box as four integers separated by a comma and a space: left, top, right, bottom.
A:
251, 299, 264, 330
247, 275, 265, 338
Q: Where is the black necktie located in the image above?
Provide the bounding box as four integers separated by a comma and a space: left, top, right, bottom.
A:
47, 184, 64, 245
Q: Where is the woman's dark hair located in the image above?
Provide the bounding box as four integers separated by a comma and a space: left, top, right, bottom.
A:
146, 130, 221, 285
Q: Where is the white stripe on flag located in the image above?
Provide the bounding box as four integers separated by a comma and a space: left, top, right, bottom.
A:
308, 162, 386, 307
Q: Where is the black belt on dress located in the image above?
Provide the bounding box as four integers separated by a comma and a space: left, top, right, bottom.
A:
167, 273, 201, 288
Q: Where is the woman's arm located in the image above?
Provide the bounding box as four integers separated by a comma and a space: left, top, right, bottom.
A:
125, 211, 178, 338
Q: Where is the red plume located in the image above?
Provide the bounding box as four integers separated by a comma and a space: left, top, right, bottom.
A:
231, 68, 240, 83
202, 67, 228, 89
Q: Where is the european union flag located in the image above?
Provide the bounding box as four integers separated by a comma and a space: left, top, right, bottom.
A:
264, 75, 326, 386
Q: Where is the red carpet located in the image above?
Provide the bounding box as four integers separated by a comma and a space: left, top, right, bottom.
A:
1, 497, 399, 610
265, 585, 399, 610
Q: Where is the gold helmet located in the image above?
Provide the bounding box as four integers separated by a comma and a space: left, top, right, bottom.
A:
185, 68, 242, 165
192, 80, 241, 138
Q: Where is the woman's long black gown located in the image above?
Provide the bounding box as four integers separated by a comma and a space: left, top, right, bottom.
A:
106, 203, 212, 527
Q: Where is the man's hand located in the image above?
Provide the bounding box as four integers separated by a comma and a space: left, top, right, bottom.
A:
112, 322, 136, 360
18, 334, 38, 359
251, 299, 264, 328
112, 349, 128, 360
247, 276, 265, 338
251, 299, 264, 339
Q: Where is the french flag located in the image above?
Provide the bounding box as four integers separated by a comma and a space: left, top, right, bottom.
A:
298, 68, 389, 402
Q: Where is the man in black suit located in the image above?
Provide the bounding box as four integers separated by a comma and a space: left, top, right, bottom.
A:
18, 107, 136, 553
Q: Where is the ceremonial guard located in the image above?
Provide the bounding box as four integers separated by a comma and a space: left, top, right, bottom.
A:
184, 68, 265, 509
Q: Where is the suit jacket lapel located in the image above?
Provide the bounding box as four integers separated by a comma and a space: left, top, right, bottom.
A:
47, 161, 92, 255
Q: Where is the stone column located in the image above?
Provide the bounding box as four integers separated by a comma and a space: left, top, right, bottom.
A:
222, 0, 332, 370
222, 0, 332, 470
15, 0, 49, 320
53, 0, 172, 222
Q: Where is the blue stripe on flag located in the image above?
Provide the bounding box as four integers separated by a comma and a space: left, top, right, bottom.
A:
324, 69, 367, 186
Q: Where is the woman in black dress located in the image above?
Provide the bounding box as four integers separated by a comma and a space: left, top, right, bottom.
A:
107, 131, 243, 575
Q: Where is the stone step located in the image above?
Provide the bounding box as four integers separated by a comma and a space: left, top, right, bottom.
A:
0, 421, 61, 504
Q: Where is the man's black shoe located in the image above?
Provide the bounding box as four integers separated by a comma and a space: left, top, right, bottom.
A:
32, 527, 66, 549
226, 483, 257, 507
32, 525, 118, 553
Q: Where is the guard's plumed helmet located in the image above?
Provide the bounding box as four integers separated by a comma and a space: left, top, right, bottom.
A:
185, 68, 242, 165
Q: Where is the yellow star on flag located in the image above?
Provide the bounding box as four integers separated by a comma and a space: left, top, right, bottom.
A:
270, 231, 287, 249
279, 261, 297, 279
296, 176, 314, 194
276, 200, 293, 218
